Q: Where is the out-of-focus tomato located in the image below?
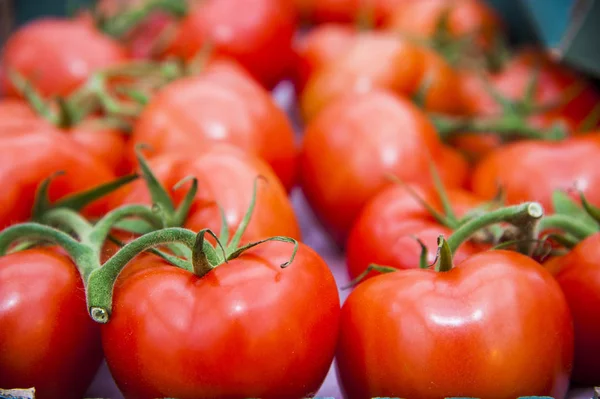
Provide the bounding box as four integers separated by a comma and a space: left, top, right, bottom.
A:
294, 0, 407, 25
346, 184, 483, 280
471, 134, 600, 212
129, 60, 298, 190
164, 0, 297, 88
117, 145, 301, 243
0, 18, 127, 98
300, 89, 468, 245
554, 233, 600, 385
337, 250, 573, 399
0, 248, 103, 399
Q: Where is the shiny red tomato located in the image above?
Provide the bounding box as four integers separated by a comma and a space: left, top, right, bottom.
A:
471, 134, 600, 212
0, 130, 121, 228
300, 31, 464, 121
383, 0, 502, 52
300, 89, 468, 245
554, 233, 600, 385
0, 248, 103, 399
129, 60, 298, 191
164, 0, 297, 88
346, 184, 483, 280
0, 18, 127, 98
117, 144, 301, 243
337, 250, 573, 399
101, 241, 340, 399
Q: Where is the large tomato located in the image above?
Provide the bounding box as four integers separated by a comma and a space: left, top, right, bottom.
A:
337, 250, 573, 399
0, 130, 121, 228
164, 0, 297, 88
0, 248, 103, 399
118, 145, 301, 243
300, 89, 468, 245
471, 134, 600, 212
346, 184, 483, 280
0, 18, 127, 98
129, 60, 298, 190
554, 233, 600, 385
299, 31, 464, 121
101, 240, 340, 399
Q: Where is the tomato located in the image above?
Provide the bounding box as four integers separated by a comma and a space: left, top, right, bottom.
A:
0, 130, 121, 228
117, 145, 301, 243
554, 233, 600, 385
129, 60, 298, 191
164, 0, 297, 88
299, 31, 463, 122
101, 240, 340, 399
337, 250, 573, 399
0, 18, 127, 98
471, 134, 600, 212
346, 184, 483, 280
294, 0, 407, 25
384, 0, 502, 52
0, 248, 103, 399
292, 23, 355, 91
300, 89, 468, 245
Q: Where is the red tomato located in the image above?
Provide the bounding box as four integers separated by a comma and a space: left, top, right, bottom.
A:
164, 0, 297, 88
300, 89, 468, 245
101, 241, 340, 398
129, 60, 298, 191
294, 0, 408, 25
554, 233, 600, 385
471, 134, 600, 212
299, 32, 464, 121
117, 145, 301, 243
337, 250, 573, 399
0, 248, 103, 399
0, 18, 127, 98
292, 23, 355, 91
384, 0, 502, 51
346, 184, 483, 280
0, 130, 121, 228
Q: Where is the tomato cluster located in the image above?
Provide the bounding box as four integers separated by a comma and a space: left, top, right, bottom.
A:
1, 1, 599, 398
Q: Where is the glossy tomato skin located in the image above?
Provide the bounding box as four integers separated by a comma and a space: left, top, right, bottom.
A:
337, 250, 573, 399
0, 18, 127, 98
164, 0, 297, 88
130, 60, 298, 191
300, 89, 467, 246
346, 184, 482, 280
471, 134, 600, 212
0, 249, 103, 399
554, 233, 600, 385
117, 145, 301, 243
384, 0, 502, 51
101, 241, 340, 399
0, 130, 121, 228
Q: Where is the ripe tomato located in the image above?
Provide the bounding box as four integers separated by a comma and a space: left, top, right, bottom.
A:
0, 18, 127, 98
294, 0, 407, 25
292, 23, 355, 91
300, 89, 468, 245
337, 250, 573, 399
346, 184, 483, 280
299, 32, 463, 121
101, 241, 340, 399
0, 248, 103, 399
554, 233, 600, 385
130, 60, 298, 191
0, 130, 120, 228
384, 0, 502, 52
164, 0, 297, 88
471, 134, 600, 212
118, 145, 301, 243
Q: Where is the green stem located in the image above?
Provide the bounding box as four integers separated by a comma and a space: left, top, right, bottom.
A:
40, 208, 94, 239
191, 229, 223, 278
435, 236, 453, 272
538, 214, 598, 241
86, 227, 197, 323
446, 202, 543, 254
